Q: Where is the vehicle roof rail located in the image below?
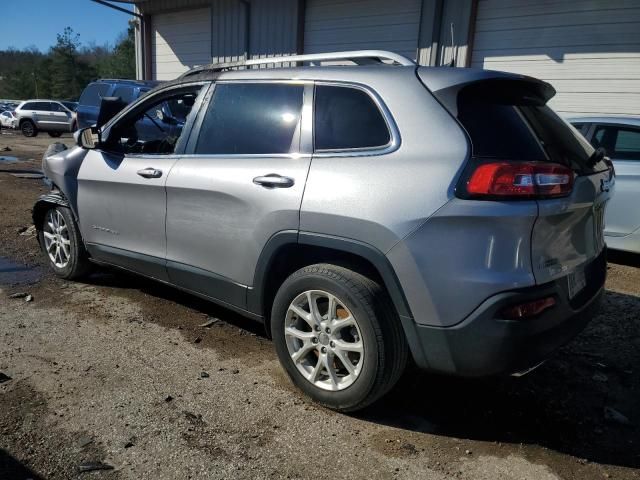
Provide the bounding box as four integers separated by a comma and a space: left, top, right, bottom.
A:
179, 50, 416, 79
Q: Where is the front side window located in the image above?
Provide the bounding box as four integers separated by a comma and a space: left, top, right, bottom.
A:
106, 86, 202, 156
592, 126, 640, 160
195, 83, 304, 155
80, 83, 111, 107
50, 102, 65, 112
314, 85, 391, 151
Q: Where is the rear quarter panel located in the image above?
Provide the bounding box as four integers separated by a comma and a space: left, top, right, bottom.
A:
300, 70, 469, 253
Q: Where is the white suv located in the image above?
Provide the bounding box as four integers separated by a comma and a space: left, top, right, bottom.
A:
15, 100, 75, 138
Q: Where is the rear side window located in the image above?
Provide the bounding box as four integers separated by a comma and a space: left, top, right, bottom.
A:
21, 102, 37, 110
195, 83, 304, 155
455, 80, 596, 172
80, 83, 111, 107
592, 126, 640, 160
314, 85, 390, 151
113, 86, 135, 104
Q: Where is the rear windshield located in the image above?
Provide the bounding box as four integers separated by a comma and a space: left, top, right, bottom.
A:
79, 83, 111, 107
456, 80, 600, 173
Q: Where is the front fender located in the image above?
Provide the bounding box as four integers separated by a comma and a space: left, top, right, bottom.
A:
32, 192, 72, 241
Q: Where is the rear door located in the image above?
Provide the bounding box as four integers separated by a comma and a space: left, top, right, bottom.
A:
49, 102, 72, 131
589, 124, 640, 237
165, 81, 312, 308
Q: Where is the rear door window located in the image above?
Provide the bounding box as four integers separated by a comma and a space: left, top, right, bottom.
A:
314, 85, 390, 151
195, 83, 304, 155
80, 83, 111, 107
592, 126, 640, 160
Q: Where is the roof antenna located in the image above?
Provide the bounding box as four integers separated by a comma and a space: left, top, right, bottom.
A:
447, 22, 457, 67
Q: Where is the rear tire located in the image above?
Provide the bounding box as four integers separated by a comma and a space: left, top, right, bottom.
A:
38, 206, 92, 280
48, 131, 62, 138
21, 120, 37, 137
271, 263, 407, 412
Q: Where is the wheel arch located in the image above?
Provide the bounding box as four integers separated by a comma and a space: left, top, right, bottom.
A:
250, 231, 427, 366
32, 192, 77, 242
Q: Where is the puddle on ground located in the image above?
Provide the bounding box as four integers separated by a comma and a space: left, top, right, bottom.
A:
0, 155, 20, 164
0, 257, 42, 285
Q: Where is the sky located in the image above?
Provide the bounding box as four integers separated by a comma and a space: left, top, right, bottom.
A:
2, 0, 135, 51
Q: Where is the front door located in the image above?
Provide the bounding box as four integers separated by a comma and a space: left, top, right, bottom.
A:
165, 82, 312, 309
76, 84, 206, 280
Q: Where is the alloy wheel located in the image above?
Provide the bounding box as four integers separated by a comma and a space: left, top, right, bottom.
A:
43, 209, 71, 268
285, 290, 364, 391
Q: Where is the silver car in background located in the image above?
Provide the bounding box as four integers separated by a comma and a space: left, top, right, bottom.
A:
15, 99, 76, 137
569, 117, 640, 253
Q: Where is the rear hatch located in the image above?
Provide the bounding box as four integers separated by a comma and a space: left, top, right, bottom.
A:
419, 68, 612, 301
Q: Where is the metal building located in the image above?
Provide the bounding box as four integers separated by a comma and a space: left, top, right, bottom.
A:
132, 0, 640, 117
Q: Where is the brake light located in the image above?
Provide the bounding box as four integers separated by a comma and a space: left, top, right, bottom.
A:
501, 296, 556, 320
466, 162, 574, 199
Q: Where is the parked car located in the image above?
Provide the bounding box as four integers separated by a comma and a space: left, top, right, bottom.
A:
0, 110, 17, 129
568, 116, 640, 253
34, 51, 611, 411
15, 100, 75, 137
77, 79, 160, 129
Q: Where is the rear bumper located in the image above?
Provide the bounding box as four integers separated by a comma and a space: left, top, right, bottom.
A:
411, 249, 606, 376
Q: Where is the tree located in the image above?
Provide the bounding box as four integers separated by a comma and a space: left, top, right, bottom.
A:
0, 25, 135, 101
49, 27, 95, 99
97, 21, 136, 79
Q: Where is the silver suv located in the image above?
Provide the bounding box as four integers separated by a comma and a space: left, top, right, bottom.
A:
16, 99, 76, 137
34, 51, 611, 411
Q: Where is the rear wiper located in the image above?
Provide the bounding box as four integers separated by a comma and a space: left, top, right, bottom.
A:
587, 147, 606, 167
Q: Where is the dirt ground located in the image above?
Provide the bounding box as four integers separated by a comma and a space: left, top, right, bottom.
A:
1, 129, 639, 480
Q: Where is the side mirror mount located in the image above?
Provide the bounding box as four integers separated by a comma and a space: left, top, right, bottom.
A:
76, 127, 98, 149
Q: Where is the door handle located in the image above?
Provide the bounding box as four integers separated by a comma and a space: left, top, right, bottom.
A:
253, 174, 294, 188
137, 167, 163, 179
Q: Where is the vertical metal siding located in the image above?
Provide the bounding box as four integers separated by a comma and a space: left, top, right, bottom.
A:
249, 0, 299, 67
151, 7, 212, 80
471, 0, 640, 116
304, 0, 422, 60
211, 0, 247, 63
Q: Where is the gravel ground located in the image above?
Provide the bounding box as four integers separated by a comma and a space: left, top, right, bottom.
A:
1, 131, 639, 480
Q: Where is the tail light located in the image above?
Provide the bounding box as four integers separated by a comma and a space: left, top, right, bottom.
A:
464, 161, 574, 199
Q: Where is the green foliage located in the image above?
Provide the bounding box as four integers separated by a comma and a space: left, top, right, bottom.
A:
0, 25, 136, 101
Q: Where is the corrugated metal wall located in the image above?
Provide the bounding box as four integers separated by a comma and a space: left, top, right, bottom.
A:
249, 0, 299, 64
151, 7, 213, 80
471, 0, 640, 116
211, 0, 247, 63
303, 0, 422, 60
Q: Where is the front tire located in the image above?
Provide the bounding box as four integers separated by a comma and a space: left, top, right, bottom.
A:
38, 206, 91, 279
271, 264, 407, 412
21, 120, 37, 137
